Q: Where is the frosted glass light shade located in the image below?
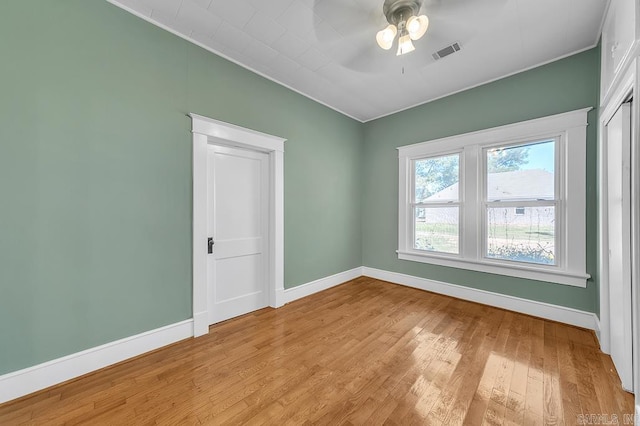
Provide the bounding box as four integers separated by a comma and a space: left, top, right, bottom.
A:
406, 15, 429, 40
376, 24, 397, 50
396, 33, 415, 55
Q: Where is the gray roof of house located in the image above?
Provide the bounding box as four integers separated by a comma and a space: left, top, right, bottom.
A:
426, 169, 554, 201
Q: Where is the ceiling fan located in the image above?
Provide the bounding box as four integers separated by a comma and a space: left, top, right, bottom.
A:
312, 0, 508, 73
375, 0, 430, 56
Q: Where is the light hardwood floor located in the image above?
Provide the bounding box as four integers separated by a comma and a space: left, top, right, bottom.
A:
0, 277, 634, 425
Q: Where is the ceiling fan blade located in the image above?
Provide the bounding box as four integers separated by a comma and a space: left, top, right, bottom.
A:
422, 0, 508, 26
312, 0, 509, 73
313, 0, 386, 42
340, 43, 398, 73
415, 0, 508, 56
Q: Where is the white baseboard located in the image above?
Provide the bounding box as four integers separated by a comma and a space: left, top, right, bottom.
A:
192, 311, 209, 338
0, 319, 193, 404
283, 267, 363, 304
0, 266, 361, 405
274, 288, 286, 308
0, 266, 600, 405
593, 316, 603, 349
363, 267, 599, 331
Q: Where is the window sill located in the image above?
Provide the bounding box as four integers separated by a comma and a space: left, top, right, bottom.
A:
396, 251, 590, 287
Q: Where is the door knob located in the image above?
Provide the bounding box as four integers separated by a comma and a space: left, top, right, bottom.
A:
208, 237, 214, 254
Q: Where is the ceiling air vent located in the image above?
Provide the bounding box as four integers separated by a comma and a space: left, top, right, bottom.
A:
432, 42, 461, 60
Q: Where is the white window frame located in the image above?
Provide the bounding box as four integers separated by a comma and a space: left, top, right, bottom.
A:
397, 108, 591, 287
481, 137, 561, 266
410, 151, 463, 256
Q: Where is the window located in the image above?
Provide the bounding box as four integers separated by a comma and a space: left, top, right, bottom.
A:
485, 139, 556, 265
397, 109, 591, 287
413, 153, 461, 254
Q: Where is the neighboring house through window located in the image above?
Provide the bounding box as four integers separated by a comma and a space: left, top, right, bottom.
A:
397, 109, 591, 287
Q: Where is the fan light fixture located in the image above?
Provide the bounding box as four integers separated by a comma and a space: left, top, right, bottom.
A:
376, 0, 429, 56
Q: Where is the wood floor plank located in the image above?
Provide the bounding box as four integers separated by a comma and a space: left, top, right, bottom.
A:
542, 321, 564, 425
0, 277, 633, 425
504, 316, 531, 425
554, 322, 583, 426
522, 317, 545, 426
438, 312, 496, 424
571, 339, 604, 418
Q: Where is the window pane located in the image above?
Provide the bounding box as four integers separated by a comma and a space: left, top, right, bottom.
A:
414, 154, 459, 203
415, 207, 459, 254
486, 140, 555, 201
486, 206, 555, 265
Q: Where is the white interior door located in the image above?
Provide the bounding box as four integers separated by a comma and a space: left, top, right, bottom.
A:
607, 102, 634, 392
207, 144, 269, 324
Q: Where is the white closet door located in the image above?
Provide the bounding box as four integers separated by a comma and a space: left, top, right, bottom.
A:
607, 102, 633, 392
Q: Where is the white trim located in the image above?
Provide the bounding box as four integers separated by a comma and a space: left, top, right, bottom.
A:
192, 132, 209, 338
190, 114, 285, 153
398, 108, 591, 288
598, 61, 636, 356
0, 320, 193, 405
634, 60, 640, 414
272, 150, 285, 308
597, 0, 612, 43
397, 108, 591, 156
362, 267, 599, 330
191, 114, 286, 337
600, 66, 636, 124
594, 315, 602, 347
397, 252, 589, 287
106, 0, 599, 124
0, 265, 603, 404
192, 311, 209, 337
282, 267, 363, 304
600, 35, 639, 106
365, 45, 600, 123
104, 1, 361, 122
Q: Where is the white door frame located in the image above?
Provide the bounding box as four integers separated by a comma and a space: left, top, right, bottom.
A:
190, 113, 286, 337
598, 59, 638, 395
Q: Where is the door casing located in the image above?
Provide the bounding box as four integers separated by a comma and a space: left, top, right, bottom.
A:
598, 59, 638, 397
191, 113, 286, 337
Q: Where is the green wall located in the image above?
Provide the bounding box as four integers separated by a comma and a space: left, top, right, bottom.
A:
362, 48, 600, 313
0, 0, 601, 378
0, 0, 363, 375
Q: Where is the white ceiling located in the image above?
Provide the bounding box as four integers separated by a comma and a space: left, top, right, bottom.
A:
108, 0, 607, 122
